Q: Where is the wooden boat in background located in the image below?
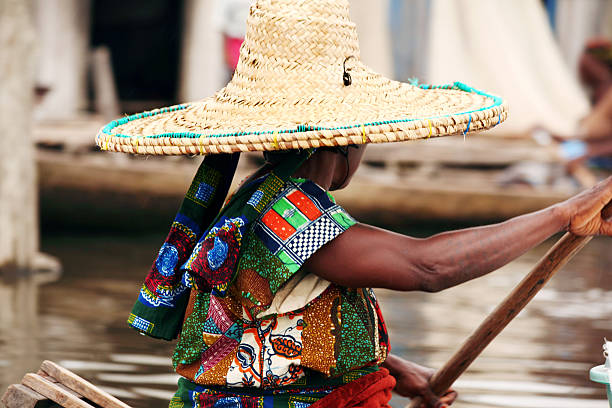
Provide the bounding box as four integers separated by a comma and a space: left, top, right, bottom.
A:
35, 116, 580, 231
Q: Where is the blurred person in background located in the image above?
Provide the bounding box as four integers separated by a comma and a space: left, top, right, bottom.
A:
537, 38, 612, 174
214, 0, 254, 78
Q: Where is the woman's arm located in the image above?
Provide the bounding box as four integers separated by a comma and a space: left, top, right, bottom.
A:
304, 177, 612, 292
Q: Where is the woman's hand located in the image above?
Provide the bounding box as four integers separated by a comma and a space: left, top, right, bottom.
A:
560, 176, 612, 236
382, 354, 457, 407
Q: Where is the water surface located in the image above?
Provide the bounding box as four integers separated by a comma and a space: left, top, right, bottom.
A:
0, 232, 610, 407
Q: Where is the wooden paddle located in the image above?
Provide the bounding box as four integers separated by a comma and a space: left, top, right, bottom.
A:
407, 232, 592, 408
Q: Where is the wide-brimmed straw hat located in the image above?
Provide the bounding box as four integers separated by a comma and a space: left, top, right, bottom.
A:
96, 0, 508, 155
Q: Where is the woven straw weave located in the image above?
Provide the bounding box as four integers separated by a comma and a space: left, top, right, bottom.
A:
96, 0, 508, 155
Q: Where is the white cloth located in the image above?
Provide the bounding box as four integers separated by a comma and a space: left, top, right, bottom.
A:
179, 0, 226, 102
426, 0, 590, 136
349, 0, 394, 78
213, 0, 253, 39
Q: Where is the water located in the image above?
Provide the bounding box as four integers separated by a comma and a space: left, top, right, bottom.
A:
0, 231, 610, 407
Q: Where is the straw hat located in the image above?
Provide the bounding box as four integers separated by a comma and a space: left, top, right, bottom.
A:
96, 0, 508, 155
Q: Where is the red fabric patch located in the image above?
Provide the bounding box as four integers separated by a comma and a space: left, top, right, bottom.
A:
287, 190, 322, 220
189, 227, 240, 289
309, 368, 395, 408
262, 209, 296, 240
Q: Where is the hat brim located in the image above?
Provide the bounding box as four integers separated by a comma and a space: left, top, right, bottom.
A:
96, 81, 507, 156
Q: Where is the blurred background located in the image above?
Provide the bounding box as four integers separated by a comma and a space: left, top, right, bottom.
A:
1, 0, 612, 407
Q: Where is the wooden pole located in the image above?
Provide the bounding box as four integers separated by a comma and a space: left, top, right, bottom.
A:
34, 0, 91, 119
0, 0, 38, 272
407, 233, 591, 408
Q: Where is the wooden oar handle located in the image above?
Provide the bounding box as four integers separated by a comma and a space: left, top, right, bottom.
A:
407, 233, 591, 408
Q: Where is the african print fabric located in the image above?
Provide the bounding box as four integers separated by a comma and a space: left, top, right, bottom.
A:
128, 151, 390, 394
128, 153, 241, 340
128, 152, 308, 340
168, 367, 379, 408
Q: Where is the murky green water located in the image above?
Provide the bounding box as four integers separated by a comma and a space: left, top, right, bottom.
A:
1, 231, 610, 407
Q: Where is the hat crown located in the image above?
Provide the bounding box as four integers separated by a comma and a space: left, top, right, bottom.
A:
240, 0, 360, 67
100, 0, 506, 155
253, 0, 352, 22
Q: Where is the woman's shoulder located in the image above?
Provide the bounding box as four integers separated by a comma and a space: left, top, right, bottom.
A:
252, 177, 357, 253
233, 176, 357, 313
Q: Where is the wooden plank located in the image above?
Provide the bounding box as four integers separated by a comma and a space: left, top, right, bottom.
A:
54, 383, 83, 400
21, 374, 92, 408
364, 136, 557, 166
37, 370, 58, 382
333, 173, 573, 223
40, 361, 131, 408
33, 116, 105, 152
37, 150, 577, 227
1, 383, 52, 408
35, 372, 84, 400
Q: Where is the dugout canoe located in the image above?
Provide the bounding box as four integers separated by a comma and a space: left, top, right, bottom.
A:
38, 148, 576, 232
35, 116, 582, 230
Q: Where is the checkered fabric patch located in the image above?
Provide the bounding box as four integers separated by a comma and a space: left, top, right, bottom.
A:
287, 216, 342, 261
195, 182, 214, 203
251, 173, 284, 213
128, 313, 154, 333
247, 190, 264, 208
186, 164, 222, 207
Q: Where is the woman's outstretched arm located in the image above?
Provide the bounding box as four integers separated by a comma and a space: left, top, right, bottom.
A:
304, 177, 612, 292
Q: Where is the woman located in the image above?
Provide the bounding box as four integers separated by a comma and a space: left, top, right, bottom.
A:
96, 1, 612, 407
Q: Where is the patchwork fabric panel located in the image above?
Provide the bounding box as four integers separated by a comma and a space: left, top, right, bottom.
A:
254, 179, 356, 275
127, 314, 153, 334
169, 378, 337, 408
168, 176, 389, 390
248, 173, 285, 213
139, 216, 197, 309
334, 289, 377, 374
182, 216, 248, 296
300, 287, 340, 375
168, 368, 379, 408
174, 291, 212, 368
128, 154, 240, 341
186, 164, 222, 207
226, 308, 306, 388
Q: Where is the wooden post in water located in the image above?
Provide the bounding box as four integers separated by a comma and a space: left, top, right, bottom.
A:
33, 0, 91, 120
0, 0, 39, 274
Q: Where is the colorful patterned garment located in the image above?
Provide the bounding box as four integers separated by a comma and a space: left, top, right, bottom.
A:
127, 151, 390, 405
169, 367, 381, 408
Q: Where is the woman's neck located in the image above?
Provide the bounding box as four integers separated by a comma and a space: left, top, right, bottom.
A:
292, 150, 339, 190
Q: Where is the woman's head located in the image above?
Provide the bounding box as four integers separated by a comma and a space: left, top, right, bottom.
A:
267, 145, 366, 191
324, 145, 367, 190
